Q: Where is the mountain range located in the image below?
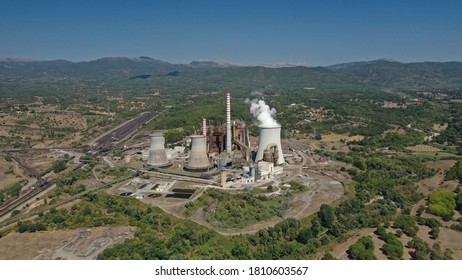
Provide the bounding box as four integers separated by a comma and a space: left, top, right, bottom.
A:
1, 56, 461, 90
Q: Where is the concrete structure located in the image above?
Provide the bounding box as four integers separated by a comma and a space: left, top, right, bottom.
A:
185, 135, 211, 172
226, 92, 232, 153
166, 146, 185, 160
221, 171, 227, 187
147, 134, 171, 168
255, 126, 285, 165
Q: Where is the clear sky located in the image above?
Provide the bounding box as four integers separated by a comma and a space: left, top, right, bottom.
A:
1, 0, 461, 66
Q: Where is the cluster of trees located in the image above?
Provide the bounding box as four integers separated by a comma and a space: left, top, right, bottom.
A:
428, 190, 456, 220
332, 151, 430, 207
434, 120, 462, 147
446, 160, 462, 183
355, 130, 425, 150
347, 236, 376, 260
15, 195, 120, 231
164, 129, 187, 144
17, 221, 47, 233
375, 226, 404, 259
407, 237, 453, 260
289, 181, 307, 192
393, 215, 419, 237
51, 159, 67, 173
101, 166, 130, 178
54, 164, 93, 196
417, 217, 442, 239
456, 191, 462, 215
0, 182, 23, 205
185, 189, 283, 229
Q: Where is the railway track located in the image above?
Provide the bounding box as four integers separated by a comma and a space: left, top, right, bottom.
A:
0, 153, 84, 219
0, 180, 52, 218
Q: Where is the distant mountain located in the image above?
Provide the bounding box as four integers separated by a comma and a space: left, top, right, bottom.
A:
326, 58, 400, 70
255, 63, 310, 68
0, 56, 461, 90
0, 57, 36, 62
329, 60, 462, 88
0, 57, 179, 80
189, 60, 238, 68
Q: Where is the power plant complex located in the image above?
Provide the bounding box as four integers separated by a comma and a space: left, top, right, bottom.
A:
140, 92, 286, 188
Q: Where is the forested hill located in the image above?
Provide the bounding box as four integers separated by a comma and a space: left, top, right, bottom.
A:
328, 59, 462, 89
1, 56, 462, 90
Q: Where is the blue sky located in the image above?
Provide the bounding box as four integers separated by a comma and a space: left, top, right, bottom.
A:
0, 0, 461, 65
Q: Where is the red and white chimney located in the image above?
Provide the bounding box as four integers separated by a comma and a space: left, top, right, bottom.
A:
226, 92, 232, 153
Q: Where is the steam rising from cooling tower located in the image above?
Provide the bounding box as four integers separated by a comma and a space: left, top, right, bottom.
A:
247, 91, 284, 165
248, 99, 279, 127
147, 134, 171, 168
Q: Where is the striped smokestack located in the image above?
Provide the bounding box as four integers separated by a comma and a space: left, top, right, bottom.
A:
202, 117, 207, 137
226, 92, 232, 153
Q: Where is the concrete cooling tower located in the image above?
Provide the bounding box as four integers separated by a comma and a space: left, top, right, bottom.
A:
185, 135, 211, 172
147, 134, 171, 168
255, 126, 285, 165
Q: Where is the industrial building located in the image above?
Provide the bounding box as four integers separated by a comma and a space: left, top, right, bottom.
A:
140, 92, 285, 187
147, 134, 172, 168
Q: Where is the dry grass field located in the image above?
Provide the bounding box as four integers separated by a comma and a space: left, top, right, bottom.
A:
321, 133, 364, 142
0, 156, 29, 191
406, 145, 442, 152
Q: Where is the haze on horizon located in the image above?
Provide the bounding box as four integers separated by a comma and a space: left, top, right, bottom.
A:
1, 0, 461, 66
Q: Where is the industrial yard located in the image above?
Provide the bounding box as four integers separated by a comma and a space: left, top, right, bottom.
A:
1, 80, 460, 261
0, 92, 354, 259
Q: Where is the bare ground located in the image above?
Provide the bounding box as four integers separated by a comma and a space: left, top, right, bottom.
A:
415, 160, 457, 195
416, 224, 462, 259
0, 226, 134, 260
0, 157, 30, 191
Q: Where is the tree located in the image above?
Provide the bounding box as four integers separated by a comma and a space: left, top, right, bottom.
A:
408, 237, 431, 260
310, 219, 321, 237
17, 222, 29, 233
456, 193, 462, 214
375, 226, 387, 238
52, 159, 67, 173
430, 227, 440, 239
297, 227, 312, 244
347, 236, 376, 260
322, 252, 337, 260
381, 233, 403, 260
318, 204, 336, 228
393, 215, 418, 237
428, 190, 456, 219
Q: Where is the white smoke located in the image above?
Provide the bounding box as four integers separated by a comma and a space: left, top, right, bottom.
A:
248, 99, 280, 127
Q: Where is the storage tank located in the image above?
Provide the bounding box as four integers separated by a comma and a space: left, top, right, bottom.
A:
147, 134, 171, 168
255, 126, 285, 165
185, 135, 211, 172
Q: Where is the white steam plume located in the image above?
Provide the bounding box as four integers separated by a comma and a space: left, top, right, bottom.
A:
249, 99, 279, 127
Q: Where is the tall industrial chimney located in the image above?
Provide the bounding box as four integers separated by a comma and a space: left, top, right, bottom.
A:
185, 135, 211, 172
147, 134, 171, 168
202, 117, 207, 137
255, 126, 285, 165
226, 92, 232, 153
